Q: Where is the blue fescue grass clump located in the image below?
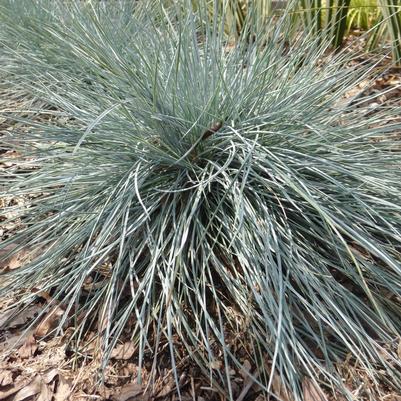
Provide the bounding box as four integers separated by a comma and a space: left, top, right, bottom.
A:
1, 1, 401, 399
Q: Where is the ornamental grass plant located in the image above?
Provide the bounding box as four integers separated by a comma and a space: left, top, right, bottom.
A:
1, 1, 401, 399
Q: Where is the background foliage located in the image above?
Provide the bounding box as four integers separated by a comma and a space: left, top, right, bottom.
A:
206, 0, 401, 63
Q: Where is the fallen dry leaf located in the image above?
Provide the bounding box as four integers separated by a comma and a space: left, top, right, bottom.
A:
0, 244, 19, 258
239, 360, 252, 380
302, 378, 328, 401
17, 334, 37, 359
0, 370, 13, 386
154, 376, 174, 398
382, 395, 401, 401
0, 384, 24, 400
112, 382, 148, 401
111, 341, 136, 360
0, 304, 42, 329
34, 306, 65, 338
209, 359, 222, 370
236, 375, 256, 401
271, 372, 294, 401
0, 244, 30, 271
53, 375, 71, 401
98, 387, 113, 400
13, 376, 42, 401
43, 369, 59, 384
36, 382, 54, 401
2, 370, 72, 401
